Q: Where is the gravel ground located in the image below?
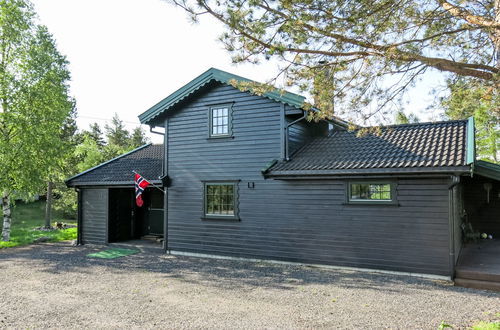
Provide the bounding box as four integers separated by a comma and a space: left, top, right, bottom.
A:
0, 242, 499, 329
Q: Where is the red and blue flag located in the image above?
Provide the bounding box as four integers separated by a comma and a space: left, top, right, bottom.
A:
135, 173, 150, 207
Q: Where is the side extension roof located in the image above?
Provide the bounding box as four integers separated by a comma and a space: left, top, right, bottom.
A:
267, 119, 473, 177
66, 144, 164, 187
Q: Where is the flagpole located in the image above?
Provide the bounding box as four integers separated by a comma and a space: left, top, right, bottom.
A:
132, 170, 165, 194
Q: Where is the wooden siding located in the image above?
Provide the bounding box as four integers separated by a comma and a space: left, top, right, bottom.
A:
81, 188, 108, 244
453, 184, 463, 264
165, 82, 452, 276
463, 175, 500, 236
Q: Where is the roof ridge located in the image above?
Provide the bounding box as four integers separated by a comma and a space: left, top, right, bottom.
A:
365, 119, 468, 130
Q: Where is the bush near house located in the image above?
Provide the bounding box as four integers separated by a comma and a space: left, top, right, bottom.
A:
0, 201, 76, 248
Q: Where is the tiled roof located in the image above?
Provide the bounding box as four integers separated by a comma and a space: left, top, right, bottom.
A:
66, 144, 164, 186
269, 120, 469, 175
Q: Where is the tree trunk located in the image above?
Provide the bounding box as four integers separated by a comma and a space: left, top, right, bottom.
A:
44, 181, 53, 228
2, 193, 11, 242
495, 0, 500, 69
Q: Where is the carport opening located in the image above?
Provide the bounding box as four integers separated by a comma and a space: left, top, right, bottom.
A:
456, 175, 500, 283
108, 188, 164, 243
462, 175, 500, 240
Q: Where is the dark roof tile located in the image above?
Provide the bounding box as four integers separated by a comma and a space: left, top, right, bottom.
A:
269, 120, 468, 174
66, 144, 163, 186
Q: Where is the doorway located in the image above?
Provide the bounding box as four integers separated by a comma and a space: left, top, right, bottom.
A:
107, 187, 164, 243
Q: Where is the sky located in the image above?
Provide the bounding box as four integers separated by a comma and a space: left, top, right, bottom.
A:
31, 0, 445, 144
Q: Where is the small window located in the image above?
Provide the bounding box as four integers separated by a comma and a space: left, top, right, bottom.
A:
209, 105, 231, 137
204, 182, 238, 219
348, 182, 395, 203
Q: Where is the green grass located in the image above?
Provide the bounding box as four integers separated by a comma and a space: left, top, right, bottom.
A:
0, 200, 77, 249
472, 322, 500, 330
438, 321, 453, 329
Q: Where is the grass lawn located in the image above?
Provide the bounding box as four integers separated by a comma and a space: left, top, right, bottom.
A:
0, 200, 77, 249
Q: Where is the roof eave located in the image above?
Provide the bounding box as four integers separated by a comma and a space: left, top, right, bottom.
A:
138, 68, 217, 125
265, 166, 472, 179
67, 180, 162, 188
474, 160, 500, 181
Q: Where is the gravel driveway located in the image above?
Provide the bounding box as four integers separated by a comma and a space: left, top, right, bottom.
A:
0, 242, 499, 329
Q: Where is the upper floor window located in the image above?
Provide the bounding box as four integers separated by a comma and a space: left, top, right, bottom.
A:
209, 104, 232, 138
348, 182, 396, 204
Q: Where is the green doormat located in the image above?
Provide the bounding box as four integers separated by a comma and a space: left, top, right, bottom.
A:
87, 248, 139, 259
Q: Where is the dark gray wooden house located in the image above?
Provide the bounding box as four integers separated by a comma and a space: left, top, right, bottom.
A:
67, 68, 500, 289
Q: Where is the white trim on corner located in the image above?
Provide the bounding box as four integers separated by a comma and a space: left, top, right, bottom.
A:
167, 250, 452, 281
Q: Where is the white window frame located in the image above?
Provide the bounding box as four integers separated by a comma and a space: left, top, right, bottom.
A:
209, 104, 232, 138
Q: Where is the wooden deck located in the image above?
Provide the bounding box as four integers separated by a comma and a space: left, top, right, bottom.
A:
455, 240, 500, 291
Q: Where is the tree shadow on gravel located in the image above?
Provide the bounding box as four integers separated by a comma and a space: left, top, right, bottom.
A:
0, 242, 498, 298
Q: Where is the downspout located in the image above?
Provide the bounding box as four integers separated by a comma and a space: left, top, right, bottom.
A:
149, 125, 168, 253
75, 188, 82, 245
284, 111, 307, 161
150, 126, 165, 137
448, 175, 460, 280
150, 126, 165, 177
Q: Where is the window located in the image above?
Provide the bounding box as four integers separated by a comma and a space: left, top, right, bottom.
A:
348, 182, 395, 203
209, 105, 231, 137
204, 182, 238, 219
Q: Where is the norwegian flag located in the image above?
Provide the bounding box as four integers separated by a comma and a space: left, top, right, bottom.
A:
135, 173, 150, 207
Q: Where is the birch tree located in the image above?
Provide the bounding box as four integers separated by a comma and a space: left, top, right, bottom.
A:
0, 0, 73, 241
171, 0, 499, 122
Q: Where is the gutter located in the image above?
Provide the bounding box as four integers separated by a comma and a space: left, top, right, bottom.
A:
68, 181, 162, 188
266, 166, 471, 179
149, 125, 169, 253
76, 188, 82, 245
149, 123, 169, 253
150, 126, 165, 137
149, 126, 166, 184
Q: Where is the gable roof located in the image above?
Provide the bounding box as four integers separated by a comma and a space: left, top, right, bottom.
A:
138, 67, 349, 128
267, 120, 471, 177
66, 144, 164, 187
138, 67, 306, 125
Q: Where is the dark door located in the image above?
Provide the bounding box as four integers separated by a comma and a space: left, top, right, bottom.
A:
108, 188, 135, 242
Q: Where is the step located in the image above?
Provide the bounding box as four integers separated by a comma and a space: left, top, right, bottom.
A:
455, 277, 500, 292
455, 268, 500, 283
